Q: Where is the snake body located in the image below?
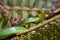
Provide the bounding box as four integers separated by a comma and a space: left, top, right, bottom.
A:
0, 11, 45, 39
0, 27, 26, 39
19, 17, 40, 26
19, 12, 45, 26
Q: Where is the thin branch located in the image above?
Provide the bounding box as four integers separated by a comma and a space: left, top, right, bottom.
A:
16, 15, 60, 36
4, 6, 60, 19
6, 6, 50, 11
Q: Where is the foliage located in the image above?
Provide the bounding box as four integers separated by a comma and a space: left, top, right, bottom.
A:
0, 0, 60, 40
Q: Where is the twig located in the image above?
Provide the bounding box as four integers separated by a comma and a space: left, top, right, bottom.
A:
4, 6, 60, 19
16, 15, 60, 36
5, 6, 50, 11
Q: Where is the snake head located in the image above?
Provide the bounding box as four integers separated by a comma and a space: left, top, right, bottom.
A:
39, 11, 46, 19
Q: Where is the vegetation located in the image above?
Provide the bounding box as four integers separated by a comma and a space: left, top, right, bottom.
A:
0, 0, 60, 40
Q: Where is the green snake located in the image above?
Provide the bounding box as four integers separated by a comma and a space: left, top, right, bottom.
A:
0, 11, 45, 39
18, 11, 45, 26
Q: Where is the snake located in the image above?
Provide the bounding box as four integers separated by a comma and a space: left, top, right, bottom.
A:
0, 11, 45, 39
18, 11, 45, 26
